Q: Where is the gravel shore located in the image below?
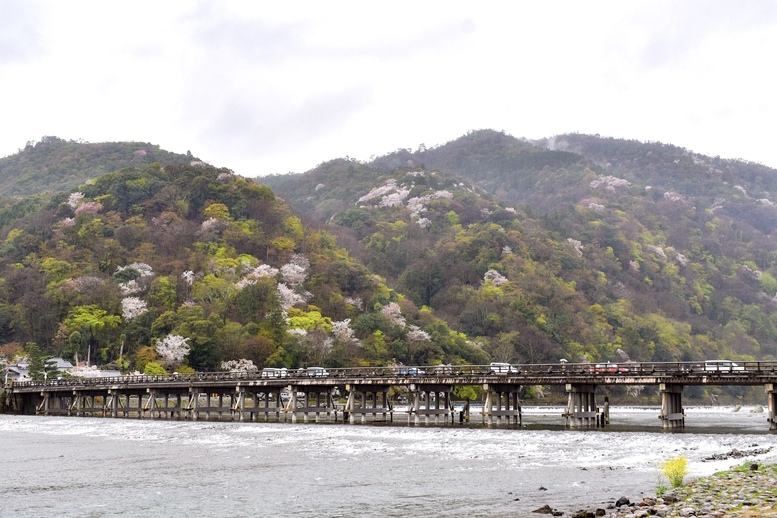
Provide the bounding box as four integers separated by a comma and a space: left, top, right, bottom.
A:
546, 463, 777, 517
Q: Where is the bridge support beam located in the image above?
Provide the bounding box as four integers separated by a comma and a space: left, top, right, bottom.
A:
659, 383, 684, 429
286, 385, 337, 423
482, 383, 522, 426
345, 385, 390, 424
766, 384, 777, 431
564, 384, 603, 428
408, 384, 455, 425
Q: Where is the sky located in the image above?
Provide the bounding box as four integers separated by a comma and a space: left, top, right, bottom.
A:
2, 1, 777, 177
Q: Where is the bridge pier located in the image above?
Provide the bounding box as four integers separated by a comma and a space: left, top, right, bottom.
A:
482, 383, 522, 426
659, 383, 685, 429
186, 390, 235, 420
68, 391, 107, 417
344, 385, 390, 424
288, 385, 337, 423
766, 384, 777, 431
189, 389, 200, 419
36, 392, 69, 416
564, 384, 604, 428
408, 384, 454, 425
229, 388, 285, 421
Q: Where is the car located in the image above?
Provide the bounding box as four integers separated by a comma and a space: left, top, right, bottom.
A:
398, 367, 426, 376
260, 367, 287, 379
306, 366, 329, 377
431, 364, 454, 375
489, 362, 517, 375
591, 362, 628, 374
704, 360, 744, 373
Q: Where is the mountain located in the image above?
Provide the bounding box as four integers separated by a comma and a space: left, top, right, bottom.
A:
0, 158, 482, 376
264, 130, 777, 393
0, 136, 198, 197
4, 130, 777, 403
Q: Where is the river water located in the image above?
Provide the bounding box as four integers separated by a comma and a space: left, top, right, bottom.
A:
1, 406, 776, 517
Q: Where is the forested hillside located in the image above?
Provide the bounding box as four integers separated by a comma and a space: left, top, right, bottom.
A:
4, 129, 777, 392
264, 130, 777, 372
0, 136, 197, 197
0, 161, 483, 374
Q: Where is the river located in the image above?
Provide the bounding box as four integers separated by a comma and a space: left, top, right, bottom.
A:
1, 406, 776, 517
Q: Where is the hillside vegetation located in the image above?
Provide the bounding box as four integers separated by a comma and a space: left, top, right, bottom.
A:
265, 130, 777, 380
4, 129, 777, 402
0, 159, 482, 374
0, 136, 197, 197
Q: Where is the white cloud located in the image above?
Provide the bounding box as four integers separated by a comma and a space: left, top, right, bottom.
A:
1, 1, 776, 176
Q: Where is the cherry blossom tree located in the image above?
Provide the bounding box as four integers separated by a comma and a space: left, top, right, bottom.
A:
407, 325, 431, 343
155, 334, 190, 368
121, 297, 148, 321
119, 280, 142, 295
181, 270, 194, 286
276, 283, 308, 311
69, 364, 102, 378
221, 359, 258, 373
281, 254, 310, 288
67, 192, 84, 208
280, 263, 307, 287
74, 201, 102, 215
344, 296, 363, 310
483, 269, 508, 286
332, 318, 361, 347
381, 302, 406, 327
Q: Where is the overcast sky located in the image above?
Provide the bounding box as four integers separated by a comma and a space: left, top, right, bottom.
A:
2, 1, 776, 177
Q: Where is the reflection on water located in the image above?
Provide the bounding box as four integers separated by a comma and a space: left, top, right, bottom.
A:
1, 406, 776, 517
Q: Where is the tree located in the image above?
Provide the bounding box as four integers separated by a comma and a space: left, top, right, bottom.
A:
155, 334, 190, 369
26, 342, 46, 381
144, 361, 167, 375
64, 305, 121, 366
25, 342, 57, 381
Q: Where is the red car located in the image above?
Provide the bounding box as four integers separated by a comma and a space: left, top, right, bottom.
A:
591, 363, 629, 374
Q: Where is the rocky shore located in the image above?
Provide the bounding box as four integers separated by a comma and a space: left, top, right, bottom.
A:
535, 462, 777, 517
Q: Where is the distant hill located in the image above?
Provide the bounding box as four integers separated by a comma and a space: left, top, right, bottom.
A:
264, 129, 777, 395
5, 128, 777, 403
0, 136, 198, 197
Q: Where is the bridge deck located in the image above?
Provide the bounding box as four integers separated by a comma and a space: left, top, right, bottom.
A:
6, 362, 777, 430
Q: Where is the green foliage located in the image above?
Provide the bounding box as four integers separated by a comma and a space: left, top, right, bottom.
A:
453, 385, 479, 401
25, 342, 46, 381
143, 361, 167, 375
4, 131, 777, 381
0, 136, 196, 197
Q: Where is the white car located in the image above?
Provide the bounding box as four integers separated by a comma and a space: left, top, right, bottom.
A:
260, 367, 288, 378
489, 362, 516, 375
306, 366, 329, 377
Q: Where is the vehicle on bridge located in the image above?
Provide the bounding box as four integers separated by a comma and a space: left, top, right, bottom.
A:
398, 367, 425, 376
305, 366, 329, 377
590, 362, 629, 374
704, 360, 744, 373
260, 368, 288, 378
489, 362, 517, 375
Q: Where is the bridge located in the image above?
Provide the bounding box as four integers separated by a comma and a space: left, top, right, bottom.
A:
5, 361, 777, 430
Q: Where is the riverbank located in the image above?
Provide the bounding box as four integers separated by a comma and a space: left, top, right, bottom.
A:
556, 462, 777, 517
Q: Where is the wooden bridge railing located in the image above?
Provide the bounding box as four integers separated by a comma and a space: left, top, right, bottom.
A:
9, 360, 777, 389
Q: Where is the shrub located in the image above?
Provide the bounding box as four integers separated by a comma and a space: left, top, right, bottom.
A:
661, 456, 689, 488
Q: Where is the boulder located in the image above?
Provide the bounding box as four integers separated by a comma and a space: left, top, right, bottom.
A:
615, 496, 631, 507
